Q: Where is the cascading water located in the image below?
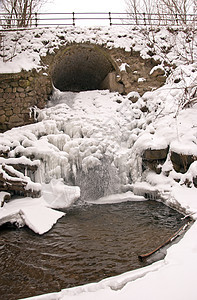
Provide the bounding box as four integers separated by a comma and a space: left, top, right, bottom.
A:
75, 156, 121, 201
33, 89, 137, 195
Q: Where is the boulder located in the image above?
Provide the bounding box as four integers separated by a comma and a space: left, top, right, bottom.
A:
142, 147, 169, 174
143, 148, 169, 161
170, 151, 196, 173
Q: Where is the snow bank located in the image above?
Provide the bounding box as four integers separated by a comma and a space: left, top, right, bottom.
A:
0, 197, 65, 234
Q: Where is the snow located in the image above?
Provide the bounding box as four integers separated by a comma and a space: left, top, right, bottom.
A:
0, 197, 65, 234
86, 191, 146, 204
150, 64, 165, 75
42, 178, 80, 209
0, 25, 197, 300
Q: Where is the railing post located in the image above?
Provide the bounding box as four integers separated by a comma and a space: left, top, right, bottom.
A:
35, 12, 38, 27
143, 12, 146, 26
72, 12, 75, 26
175, 13, 178, 25
109, 12, 112, 26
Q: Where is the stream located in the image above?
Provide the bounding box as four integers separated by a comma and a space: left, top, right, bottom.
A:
0, 199, 184, 300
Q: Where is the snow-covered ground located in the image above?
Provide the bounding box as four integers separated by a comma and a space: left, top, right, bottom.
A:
0, 25, 197, 299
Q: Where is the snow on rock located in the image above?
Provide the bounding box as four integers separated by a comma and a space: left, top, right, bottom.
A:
0, 156, 40, 167
0, 197, 65, 234
150, 64, 165, 76
0, 163, 41, 197
119, 62, 130, 72
42, 178, 80, 209
0, 191, 10, 207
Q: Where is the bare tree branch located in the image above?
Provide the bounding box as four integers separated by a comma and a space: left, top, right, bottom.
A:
125, 0, 196, 26
1, 0, 50, 27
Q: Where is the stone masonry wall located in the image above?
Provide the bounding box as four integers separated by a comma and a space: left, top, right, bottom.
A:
0, 70, 52, 132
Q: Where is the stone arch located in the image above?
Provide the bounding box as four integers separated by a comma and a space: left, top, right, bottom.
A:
51, 44, 124, 93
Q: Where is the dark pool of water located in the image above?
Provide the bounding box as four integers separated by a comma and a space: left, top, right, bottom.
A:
0, 200, 184, 300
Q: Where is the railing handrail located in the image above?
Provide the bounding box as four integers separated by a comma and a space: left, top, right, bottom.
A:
0, 11, 196, 31
0, 11, 196, 16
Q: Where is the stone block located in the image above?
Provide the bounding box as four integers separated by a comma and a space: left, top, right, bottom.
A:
19, 93, 26, 98
19, 79, 30, 88
17, 87, 25, 92
5, 110, 13, 117
25, 86, 33, 92
0, 115, 6, 123
5, 87, 12, 93
3, 93, 9, 99
13, 107, 21, 114
10, 82, 19, 87
9, 114, 23, 124
0, 83, 9, 89
28, 91, 35, 96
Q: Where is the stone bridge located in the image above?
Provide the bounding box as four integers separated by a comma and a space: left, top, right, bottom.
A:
0, 28, 167, 132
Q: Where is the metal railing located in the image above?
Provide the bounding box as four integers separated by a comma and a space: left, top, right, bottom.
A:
0, 12, 196, 30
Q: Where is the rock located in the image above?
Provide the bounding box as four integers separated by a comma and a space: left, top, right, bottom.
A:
0, 164, 41, 198
171, 151, 196, 173
9, 114, 23, 124
0, 115, 6, 123
150, 66, 165, 77
193, 177, 197, 188
17, 87, 25, 92
100, 72, 124, 94
19, 79, 30, 88
142, 147, 169, 173
0, 192, 11, 207
127, 91, 140, 103
143, 148, 169, 161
